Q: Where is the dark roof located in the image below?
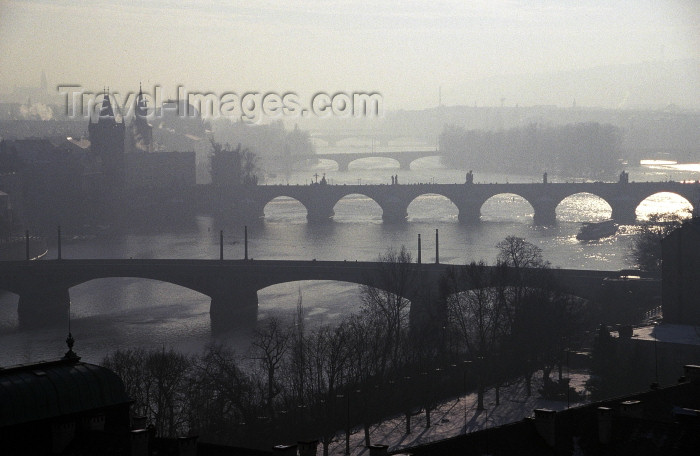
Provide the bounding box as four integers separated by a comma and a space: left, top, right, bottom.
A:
0, 357, 131, 427
0, 138, 83, 164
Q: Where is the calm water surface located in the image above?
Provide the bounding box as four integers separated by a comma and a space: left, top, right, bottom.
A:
0, 153, 696, 365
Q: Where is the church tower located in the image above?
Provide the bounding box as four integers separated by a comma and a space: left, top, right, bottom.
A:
128, 84, 153, 152
88, 90, 126, 191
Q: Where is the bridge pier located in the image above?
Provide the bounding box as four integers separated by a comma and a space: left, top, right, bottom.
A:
230, 198, 265, 221
381, 205, 408, 223
456, 200, 483, 224
405, 272, 447, 338
210, 283, 259, 333
332, 157, 351, 172
17, 285, 70, 328
307, 204, 335, 223
532, 199, 558, 225
398, 159, 412, 170
610, 200, 638, 224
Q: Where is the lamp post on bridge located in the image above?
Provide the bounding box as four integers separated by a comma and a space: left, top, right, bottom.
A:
417, 234, 421, 264
435, 228, 439, 264
57, 225, 62, 260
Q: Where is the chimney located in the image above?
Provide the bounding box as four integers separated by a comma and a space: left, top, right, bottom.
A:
684, 365, 700, 383
619, 400, 643, 419
533, 409, 556, 447
51, 420, 76, 454
597, 407, 613, 444
177, 436, 198, 456
368, 444, 389, 456
130, 429, 150, 456
297, 440, 318, 456
272, 444, 298, 456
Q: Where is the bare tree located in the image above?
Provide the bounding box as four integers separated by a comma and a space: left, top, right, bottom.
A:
627, 212, 688, 271
360, 245, 415, 379
104, 347, 194, 437
251, 317, 291, 417
143, 348, 194, 436
446, 261, 508, 410
188, 344, 255, 443
496, 235, 548, 270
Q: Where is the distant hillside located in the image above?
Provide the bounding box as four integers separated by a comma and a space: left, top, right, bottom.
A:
454, 59, 700, 110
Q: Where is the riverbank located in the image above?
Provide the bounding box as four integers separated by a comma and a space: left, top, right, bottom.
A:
325, 370, 590, 455
0, 236, 47, 261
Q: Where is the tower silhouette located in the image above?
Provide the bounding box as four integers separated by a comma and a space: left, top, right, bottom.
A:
129, 84, 153, 152
88, 90, 125, 191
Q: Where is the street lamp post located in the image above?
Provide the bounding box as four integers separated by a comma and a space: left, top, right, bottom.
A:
462, 360, 472, 433
476, 356, 486, 411
336, 393, 350, 455
403, 376, 412, 435
336, 389, 360, 455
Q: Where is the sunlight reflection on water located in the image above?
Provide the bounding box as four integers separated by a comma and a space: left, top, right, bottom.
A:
0, 156, 697, 365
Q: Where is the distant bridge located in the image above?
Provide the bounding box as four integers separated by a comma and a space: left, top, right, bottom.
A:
309, 130, 417, 147
0, 259, 647, 331
278, 150, 443, 171
207, 181, 700, 224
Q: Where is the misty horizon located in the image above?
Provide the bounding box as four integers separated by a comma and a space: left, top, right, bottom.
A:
1, 0, 698, 111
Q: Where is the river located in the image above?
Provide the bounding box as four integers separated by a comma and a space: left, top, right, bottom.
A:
0, 150, 697, 366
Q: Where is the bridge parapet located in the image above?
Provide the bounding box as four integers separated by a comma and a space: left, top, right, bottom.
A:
0, 259, 638, 330
210, 180, 699, 225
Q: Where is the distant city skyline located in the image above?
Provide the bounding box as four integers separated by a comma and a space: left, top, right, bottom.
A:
0, 0, 698, 110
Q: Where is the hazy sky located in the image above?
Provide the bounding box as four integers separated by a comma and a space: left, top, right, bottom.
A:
0, 0, 698, 110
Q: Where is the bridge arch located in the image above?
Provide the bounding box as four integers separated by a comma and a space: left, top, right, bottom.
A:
407, 193, 459, 222
263, 196, 309, 222
480, 193, 534, 222
347, 156, 401, 170
258, 280, 364, 321
257, 279, 415, 323
408, 155, 445, 170
556, 192, 613, 222
635, 191, 694, 221
332, 193, 383, 222
68, 277, 211, 318
289, 157, 339, 171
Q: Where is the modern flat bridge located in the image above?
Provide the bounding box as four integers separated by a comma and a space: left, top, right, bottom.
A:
282, 150, 443, 171
209, 180, 700, 224
0, 259, 656, 330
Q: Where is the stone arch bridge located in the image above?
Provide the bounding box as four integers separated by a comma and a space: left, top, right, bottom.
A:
283, 151, 443, 171
0, 259, 653, 331
213, 181, 699, 224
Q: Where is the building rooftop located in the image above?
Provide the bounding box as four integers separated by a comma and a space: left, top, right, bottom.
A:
0, 356, 131, 427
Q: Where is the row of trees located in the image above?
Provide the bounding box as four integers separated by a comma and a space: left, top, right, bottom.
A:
444, 237, 589, 407
103, 238, 594, 452
627, 211, 691, 271
209, 140, 260, 187
439, 122, 621, 179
